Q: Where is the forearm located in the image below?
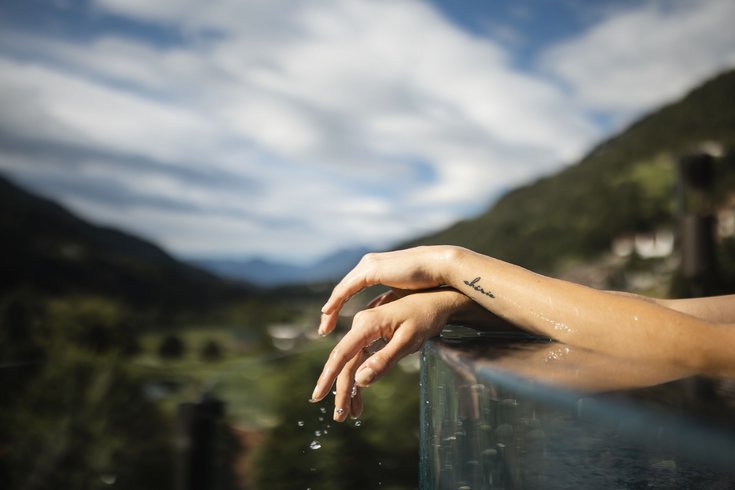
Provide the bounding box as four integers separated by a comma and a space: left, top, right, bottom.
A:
439, 288, 518, 331
440, 247, 734, 374
605, 291, 735, 323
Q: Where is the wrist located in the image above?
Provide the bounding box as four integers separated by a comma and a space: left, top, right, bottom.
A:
426, 287, 473, 323
432, 245, 469, 287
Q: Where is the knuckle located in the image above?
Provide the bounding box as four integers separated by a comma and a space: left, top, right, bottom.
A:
351, 309, 375, 328
328, 346, 350, 366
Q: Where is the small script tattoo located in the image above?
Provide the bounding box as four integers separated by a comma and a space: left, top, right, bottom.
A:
463, 277, 495, 298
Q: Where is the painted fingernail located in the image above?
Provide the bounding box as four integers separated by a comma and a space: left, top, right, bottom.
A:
334, 407, 345, 421
355, 367, 375, 387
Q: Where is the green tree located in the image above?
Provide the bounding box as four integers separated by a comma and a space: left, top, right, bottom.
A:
158, 334, 185, 359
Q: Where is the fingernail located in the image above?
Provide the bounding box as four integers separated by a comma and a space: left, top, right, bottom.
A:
355, 367, 375, 387
333, 407, 346, 421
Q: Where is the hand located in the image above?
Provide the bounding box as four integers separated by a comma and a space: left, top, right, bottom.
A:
311, 288, 467, 421
318, 246, 462, 336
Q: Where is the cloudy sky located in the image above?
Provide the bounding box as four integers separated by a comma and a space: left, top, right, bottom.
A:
1, 0, 734, 264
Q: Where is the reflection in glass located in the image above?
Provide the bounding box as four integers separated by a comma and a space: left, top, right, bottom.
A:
420, 327, 735, 489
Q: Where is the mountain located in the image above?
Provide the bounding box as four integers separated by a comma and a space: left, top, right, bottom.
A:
405, 68, 735, 277
0, 174, 252, 310
192, 246, 370, 287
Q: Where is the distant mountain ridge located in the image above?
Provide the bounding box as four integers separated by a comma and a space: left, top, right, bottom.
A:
0, 174, 251, 309
405, 68, 735, 276
192, 246, 370, 287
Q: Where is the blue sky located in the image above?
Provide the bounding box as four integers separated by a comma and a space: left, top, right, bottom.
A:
1, 0, 734, 264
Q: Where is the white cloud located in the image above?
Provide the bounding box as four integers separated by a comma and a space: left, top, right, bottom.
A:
0, 0, 733, 262
542, 0, 735, 122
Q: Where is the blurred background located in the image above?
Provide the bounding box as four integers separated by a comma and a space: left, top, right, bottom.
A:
1, 0, 734, 489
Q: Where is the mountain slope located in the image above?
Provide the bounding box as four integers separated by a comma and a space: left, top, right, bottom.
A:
0, 174, 252, 309
406, 68, 735, 274
193, 246, 370, 287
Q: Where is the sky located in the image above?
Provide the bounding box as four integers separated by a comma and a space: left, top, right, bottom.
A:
0, 0, 734, 264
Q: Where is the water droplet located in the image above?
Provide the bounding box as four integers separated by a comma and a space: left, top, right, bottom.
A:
309, 441, 322, 450
323, 430, 328, 434
314, 430, 322, 437
100, 474, 116, 485
297, 421, 304, 427
354, 420, 362, 427
318, 417, 324, 422
320, 407, 326, 414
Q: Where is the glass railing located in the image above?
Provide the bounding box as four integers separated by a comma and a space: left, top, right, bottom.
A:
420, 325, 735, 489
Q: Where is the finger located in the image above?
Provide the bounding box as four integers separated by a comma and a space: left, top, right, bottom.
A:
333, 351, 365, 422
317, 311, 339, 336
322, 255, 378, 314
354, 328, 419, 387
310, 312, 385, 402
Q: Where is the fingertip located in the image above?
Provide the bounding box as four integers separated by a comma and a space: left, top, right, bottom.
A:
318, 312, 338, 337
355, 366, 376, 387
310, 384, 326, 403
321, 297, 337, 314
333, 407, 347, 422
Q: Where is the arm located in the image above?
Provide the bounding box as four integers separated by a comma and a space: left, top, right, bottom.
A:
315, 246, 735, 399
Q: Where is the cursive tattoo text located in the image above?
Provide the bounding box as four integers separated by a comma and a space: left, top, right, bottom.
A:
463, 277, 495, 298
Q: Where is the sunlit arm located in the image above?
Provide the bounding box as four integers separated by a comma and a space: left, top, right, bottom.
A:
320, 246, 735, 376
440, 247, 735, 375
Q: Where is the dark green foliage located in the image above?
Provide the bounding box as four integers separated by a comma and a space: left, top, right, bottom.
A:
159, 334, 186, 359
0, 298, 175, 490
253, 347, 420, 490
201, 339, 224, 362
407, 69, 735, 276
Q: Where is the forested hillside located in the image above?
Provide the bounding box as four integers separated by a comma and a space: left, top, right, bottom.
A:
0, 174, 253, 311
407, 69, 735, 278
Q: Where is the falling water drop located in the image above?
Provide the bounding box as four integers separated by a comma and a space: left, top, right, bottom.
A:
309, 441, 322, 450
297, 421, 304, 427
354, 420, 362, 427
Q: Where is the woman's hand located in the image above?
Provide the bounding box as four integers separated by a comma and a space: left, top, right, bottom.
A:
318, 246, 464, 336
311, 287, 469, 421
